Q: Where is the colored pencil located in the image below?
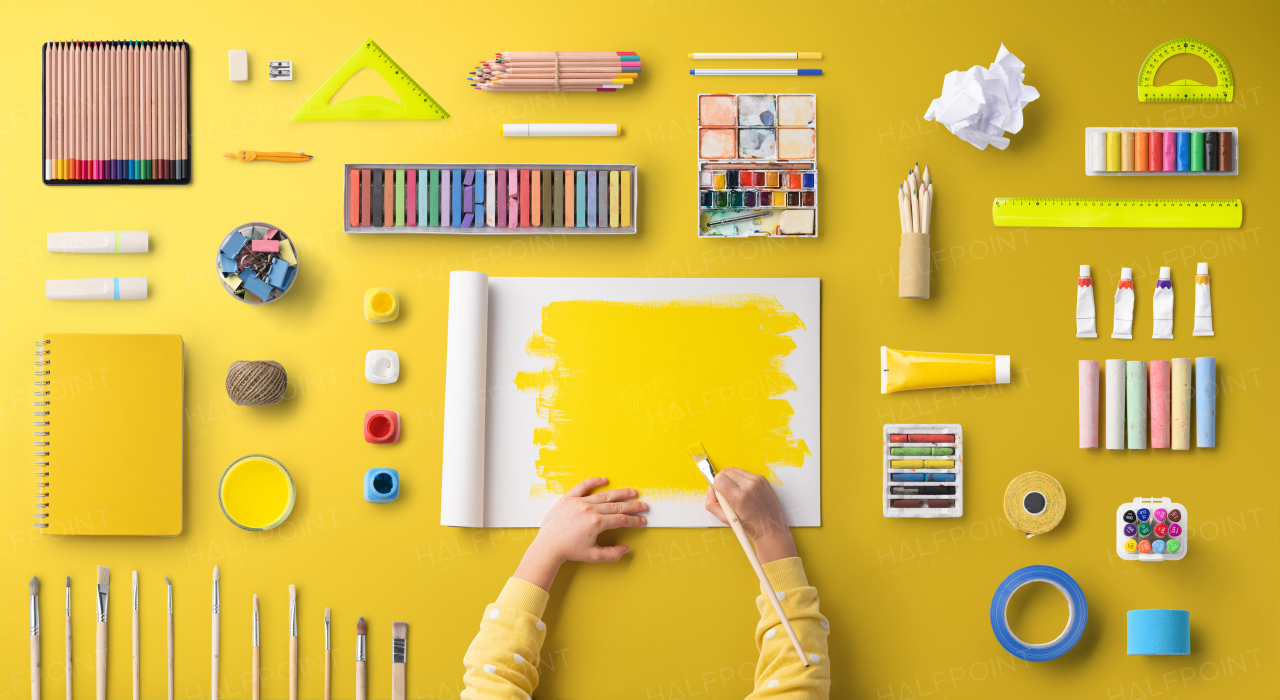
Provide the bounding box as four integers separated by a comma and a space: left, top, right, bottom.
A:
42, 41, 188, 183
471, 51, 642, 92
689, 52, 822, 59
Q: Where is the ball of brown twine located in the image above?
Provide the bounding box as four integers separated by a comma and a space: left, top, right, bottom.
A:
226, 360, 288, 406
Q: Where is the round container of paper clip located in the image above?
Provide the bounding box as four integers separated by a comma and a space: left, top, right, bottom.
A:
215, 221, 300, 304
219, 454, 296, 531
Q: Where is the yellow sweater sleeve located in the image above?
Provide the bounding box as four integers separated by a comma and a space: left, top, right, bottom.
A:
461, 577, 549, 700
747, 557, 831, 698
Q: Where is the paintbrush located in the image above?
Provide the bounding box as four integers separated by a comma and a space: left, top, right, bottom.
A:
96, 566, 109, 700
65, 576, 71, 700
391, 622, 407, 700
211, 567, 219, 700
30, 576, 40, 700
324, 608, 331, 700
355, 618, 366, 700
251, 595, 260, 700
288, 585, 297, 700
132, 572, 140, 700
165, 577, 174, 700
688, 443, 810, 667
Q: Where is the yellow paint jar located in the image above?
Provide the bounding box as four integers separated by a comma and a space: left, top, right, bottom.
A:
364, 287, 399, 322
218, 454, 295, 531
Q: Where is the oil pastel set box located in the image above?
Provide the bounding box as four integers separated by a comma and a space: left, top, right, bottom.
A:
882, 424, 962, 518
697, 94, 817, 238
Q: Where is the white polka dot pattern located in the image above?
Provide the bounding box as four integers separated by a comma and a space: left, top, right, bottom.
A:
483, 663, 497, 673
764, 628, 776, 639
514, 653, 526, 664
488, 608, 500, 620
536, 620, 545, 631
768, 679, 780, 688
821, 620, 829, 628
808, 653, 821, 663
775, 591, 786, 601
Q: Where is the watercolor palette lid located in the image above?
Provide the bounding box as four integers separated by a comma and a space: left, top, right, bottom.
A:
698, 94, 816, 161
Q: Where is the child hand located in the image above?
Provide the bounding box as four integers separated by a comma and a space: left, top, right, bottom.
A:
703, 468, 797, 564
515, 477, 648, 590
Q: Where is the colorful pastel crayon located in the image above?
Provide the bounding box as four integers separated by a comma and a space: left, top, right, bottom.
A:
361, 170, 371, 226
1134, 132, 1148, 172
450, 169, 461, 226
621, 170, 631, 227
433, 170, 444, 226
492, 170, 503, 227
1127, 360, 1147, 449
587, 171, 598, 227
1205, 131, 1218, 171
1121, 132, 1134, 171
1149, 360, 1171, 449
519, 170, 531, 226
1106, 132, 1120, 171
890, 473, 956, 482
575, 170, 586, 227
889, 447, 954, 456
597, 170, 609, 224
416, 170, 427, 226
531, 170, 542, 226
1080, 360, 1099, 448
395, 170, 405, 227
1176, 132, 1190, 171
349, 170, 360, 226
1162, 132, 1176, 171
1196, 356, 1216, 447
1219, 131, 1232, 171
471, 168, 484, 227
371, 171, 384, 226
1149, 131, 1163, 171
552, 170, 564, 226
507, 170, 519, 226
1190, 131, 1204, 171
565, 170, 575, 227
609, 170, 620, 227
1171, 358, 1192, 450
1106, 359, 1126, 449
541, 170, 552, 226
383, 170, 394, 225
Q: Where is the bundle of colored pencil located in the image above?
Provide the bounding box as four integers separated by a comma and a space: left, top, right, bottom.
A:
42, 41, 190, 184
469, 51, 641, 92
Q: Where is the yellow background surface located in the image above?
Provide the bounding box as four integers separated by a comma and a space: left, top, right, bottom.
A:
2, 1, 1277, 698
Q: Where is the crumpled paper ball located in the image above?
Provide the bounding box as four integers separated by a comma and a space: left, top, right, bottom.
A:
923, 44, 1040, 150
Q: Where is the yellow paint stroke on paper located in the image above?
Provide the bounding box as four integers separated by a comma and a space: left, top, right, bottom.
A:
514, 294, 810, 500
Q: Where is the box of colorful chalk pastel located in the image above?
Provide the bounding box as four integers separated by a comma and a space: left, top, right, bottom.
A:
1085, 127, 1237, 176
883, 424, 962, 518
697, 94, 817, 238
344, 163, 637, 235
1116, 497, 1187, 561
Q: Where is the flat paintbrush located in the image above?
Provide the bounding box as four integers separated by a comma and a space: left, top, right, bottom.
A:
165, 577, 174, 700
288, 585, 297, 700
688, 443, 810, 667
323, 608, 331, 700
65, 577, 71, 700
132, 572, 140, 700
355, 617, 366, 700
30, 577, 40, 700
251, 595, 260, 700
211, 567, 219, 700
391, 622, 407, 700
96, 566, 110, 700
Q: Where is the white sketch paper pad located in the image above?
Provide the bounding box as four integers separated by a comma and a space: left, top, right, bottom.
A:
440, 271, 821, 528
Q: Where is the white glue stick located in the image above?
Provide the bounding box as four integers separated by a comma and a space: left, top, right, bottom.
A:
1193, 262, 1214, 336
1105, 359, 1126, 449
1152, 266, 1173, 339
1111, 267, 1134, 339
500, 124, 619, 137
47, 230, 149, 253
46, 277, 147, 300
1076, 264, 1096, 338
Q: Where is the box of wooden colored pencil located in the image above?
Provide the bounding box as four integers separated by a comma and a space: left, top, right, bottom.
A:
41, 41, 192, 185
883, 424, 962, 518
698, 94, 817, 237
344, 163, 637, 235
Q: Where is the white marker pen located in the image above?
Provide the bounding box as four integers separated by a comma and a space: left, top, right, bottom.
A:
47, 230, 148, 253
500, 124, 619, 137
46, 277, 147, 300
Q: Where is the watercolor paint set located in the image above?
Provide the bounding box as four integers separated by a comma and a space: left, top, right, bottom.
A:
1085, 127, 1237, 176
697, 94, 817, 238
1116, 497, 1187, 561
343, 163, 637, 234
883, 424, 962, 518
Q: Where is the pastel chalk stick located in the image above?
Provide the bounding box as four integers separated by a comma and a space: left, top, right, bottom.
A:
621, 170, 631, 227
1196, 356, 1216, 447
451, 170, 462, 227
587, 171, 597, 227
575, 170, 586, 227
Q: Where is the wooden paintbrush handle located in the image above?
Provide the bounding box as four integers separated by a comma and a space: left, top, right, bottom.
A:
210, 612, 219, 700
96, 620, 107, 700
167, 614, 175, 700
289, 637, 298, 700
251, 647, 260, 700
132, 609, 140, 700
715, 492, 810, 667
355, 660, 366, 700
324, 649, 331, 700
66, 616, 73, 700
31, 634, 40, 700
391, 662, 405, 700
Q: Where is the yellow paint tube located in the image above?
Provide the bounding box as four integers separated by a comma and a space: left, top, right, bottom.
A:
881, 346, 1011, 394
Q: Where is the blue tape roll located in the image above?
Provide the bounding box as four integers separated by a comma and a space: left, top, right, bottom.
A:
990, 565, 1088, 662
1127, 609, 1190, 655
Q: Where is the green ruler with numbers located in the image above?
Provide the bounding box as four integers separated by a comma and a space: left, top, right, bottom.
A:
992, 198, 1242, 228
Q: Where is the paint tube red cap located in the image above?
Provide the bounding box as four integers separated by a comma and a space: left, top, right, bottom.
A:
1197, 262, 1208, 274
995, 356, 1011, 384
1079, 264, 1091, 277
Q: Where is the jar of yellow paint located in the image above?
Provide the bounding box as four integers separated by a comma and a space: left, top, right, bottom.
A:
218, 454, 296, 531
364, 287, 399, 322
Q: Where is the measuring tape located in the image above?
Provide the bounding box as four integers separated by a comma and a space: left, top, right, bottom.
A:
292, 39, 450, 121
1137, 38, 1233, 103
992, 198, 1241, 228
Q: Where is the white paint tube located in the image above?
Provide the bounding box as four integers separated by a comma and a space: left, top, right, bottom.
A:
1111, 267, 1134, 340
1152, 266, 1173, 339
1076, 264, 1096, 338
1193, 262, 1214, 336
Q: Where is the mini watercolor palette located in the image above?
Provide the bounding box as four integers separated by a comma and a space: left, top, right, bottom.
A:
1115, 497, 1187, 561
1085, 127, 1238, 176
883, 424, 962, 518
698, 94, 817, 238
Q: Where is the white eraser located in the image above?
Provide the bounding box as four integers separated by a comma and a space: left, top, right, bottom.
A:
1079, 264, 1091, 277
228, 50, 248, 81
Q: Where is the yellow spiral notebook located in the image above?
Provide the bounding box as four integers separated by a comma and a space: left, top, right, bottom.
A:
34, 333, 185, 536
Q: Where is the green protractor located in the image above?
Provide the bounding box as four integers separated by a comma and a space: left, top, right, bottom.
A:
1137, 38, 1233, 103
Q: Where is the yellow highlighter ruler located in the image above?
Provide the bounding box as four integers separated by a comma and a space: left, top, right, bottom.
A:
292, 38, 450, 121
1137, 38, 1233, 103
992, 198, 1241, 228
